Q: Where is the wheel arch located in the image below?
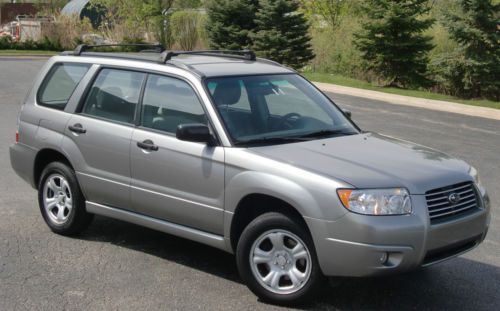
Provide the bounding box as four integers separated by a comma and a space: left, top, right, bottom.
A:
229, 193, 313, 252
34, 148, 75, 187
223, 171, 328, 252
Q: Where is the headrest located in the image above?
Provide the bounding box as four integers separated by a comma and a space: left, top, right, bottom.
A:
212, 80, 241, 106
97, 87, 123, 110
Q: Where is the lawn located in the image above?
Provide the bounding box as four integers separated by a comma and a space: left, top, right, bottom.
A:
302, 72, 500, 110
0, 50, 57, 56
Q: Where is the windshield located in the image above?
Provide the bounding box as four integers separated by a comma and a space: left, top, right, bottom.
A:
205, 74, 359, 146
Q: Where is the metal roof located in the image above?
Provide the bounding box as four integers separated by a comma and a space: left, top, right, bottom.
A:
61, 0, 90, 15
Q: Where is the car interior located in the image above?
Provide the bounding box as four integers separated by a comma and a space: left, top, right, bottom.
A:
208, 76, 335, 140
142, 77, 207, 134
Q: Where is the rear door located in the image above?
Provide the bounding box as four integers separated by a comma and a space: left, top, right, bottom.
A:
64, 68, 146, 210
130, 73, 225, 234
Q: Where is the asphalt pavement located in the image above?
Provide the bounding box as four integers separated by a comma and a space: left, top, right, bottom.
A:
0, 59, 498, 311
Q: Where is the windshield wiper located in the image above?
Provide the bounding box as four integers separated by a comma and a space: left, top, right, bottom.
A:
233, 136, 307, 146
297, 129, 357, 138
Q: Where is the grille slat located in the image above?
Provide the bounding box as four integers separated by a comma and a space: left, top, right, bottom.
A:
426, 188, 474, 202
425, 183, 471, 196
427, 194, 476, 209
430, 203, 477, 219
430, 202, 476, 218
425, 182, 479, 224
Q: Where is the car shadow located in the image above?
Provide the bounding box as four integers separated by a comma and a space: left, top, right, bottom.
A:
76, 216, 500, 310
76, 215, 242, 283
308, 259, 500, 310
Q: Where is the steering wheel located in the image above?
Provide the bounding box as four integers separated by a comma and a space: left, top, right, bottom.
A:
276, 112, 302, 129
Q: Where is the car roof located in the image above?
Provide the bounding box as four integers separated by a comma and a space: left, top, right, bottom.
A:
59, 50, 296, 78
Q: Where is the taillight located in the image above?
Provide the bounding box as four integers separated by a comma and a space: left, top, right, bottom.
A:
15, 130, 19, 144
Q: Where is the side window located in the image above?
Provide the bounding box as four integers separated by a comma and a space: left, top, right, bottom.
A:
38, 63, 90, 110
141, 74, 207, 134
82, 69, 145, 124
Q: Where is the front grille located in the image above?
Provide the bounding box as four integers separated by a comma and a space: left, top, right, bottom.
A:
425, 181, 480, 224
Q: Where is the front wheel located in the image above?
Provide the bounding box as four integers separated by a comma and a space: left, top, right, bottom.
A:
236, 212, 324, 305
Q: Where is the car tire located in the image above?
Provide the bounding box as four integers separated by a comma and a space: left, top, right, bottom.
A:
236, 212, 324, 305
38, 162, 93, 235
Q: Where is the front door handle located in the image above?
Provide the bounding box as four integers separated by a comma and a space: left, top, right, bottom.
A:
68, 123, 86, 134
137, 139, 159, 151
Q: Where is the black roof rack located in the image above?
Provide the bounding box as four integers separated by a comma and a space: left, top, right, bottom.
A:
159, 50, 257, 63
73, 44, 165, 56
61, 46, 283, 77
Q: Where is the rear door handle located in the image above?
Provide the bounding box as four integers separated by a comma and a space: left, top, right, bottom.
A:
68, 123, 86, 134
137, 139, 159, 151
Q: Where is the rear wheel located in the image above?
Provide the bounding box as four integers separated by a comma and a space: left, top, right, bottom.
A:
38, 162, 93, 235
236, 212, 323, 305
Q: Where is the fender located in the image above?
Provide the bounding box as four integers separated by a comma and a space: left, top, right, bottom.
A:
223, 170, 350, 249
225, 171, 321, 217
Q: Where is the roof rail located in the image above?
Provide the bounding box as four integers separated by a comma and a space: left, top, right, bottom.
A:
73, 44, 165, 56
159, 50, 257, 63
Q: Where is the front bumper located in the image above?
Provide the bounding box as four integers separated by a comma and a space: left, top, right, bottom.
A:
306, 192, 491, 277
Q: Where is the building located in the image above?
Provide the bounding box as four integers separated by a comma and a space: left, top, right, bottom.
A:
61, 0, 104, 28
0, 2, 40, 25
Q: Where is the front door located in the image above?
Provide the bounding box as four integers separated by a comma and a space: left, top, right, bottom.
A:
130, 74, 225, 234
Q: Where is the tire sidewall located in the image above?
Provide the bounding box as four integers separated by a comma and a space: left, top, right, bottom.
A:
38, 162, 84, 233
236, 212, 323, 305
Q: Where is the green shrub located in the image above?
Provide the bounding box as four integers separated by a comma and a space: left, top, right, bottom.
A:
171, 11, 201, 51
308, 18, 364, 78
0, 36, 13, 49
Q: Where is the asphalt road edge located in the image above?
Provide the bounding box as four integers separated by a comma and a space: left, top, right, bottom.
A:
315, 82, 500, 121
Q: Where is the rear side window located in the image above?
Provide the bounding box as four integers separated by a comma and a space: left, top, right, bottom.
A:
82, 69, 146, 124
38, 63, 90, 110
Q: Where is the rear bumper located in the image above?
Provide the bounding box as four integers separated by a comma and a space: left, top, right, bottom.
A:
10, 143, 37, 188
307, 191, 491, 277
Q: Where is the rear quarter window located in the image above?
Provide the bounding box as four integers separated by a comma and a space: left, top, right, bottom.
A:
37, 63, 90, 110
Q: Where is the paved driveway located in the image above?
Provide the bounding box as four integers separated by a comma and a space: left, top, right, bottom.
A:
0, 59, 498, 310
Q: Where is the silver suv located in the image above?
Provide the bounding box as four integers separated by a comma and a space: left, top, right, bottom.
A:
10, 45, 491, 305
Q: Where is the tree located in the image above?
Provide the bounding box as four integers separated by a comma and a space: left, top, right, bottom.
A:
251, 0, 314, 69
35, 0, 69, 14
436, 0, 499, 99
91, 0, 175, 48
205, 0, 259, 50
354, 0, 434, 87
174, 0, 203, 10
300, 0, 356, 29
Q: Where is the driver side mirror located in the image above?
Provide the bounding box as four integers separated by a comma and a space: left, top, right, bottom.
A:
176, 124, 217, 146
342, 109, 352, 119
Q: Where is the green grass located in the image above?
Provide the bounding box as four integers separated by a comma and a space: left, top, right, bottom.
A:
302, 72, 500, 110
0, 50, 57, 56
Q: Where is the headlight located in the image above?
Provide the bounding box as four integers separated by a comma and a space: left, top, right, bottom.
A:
469, 166, 484, 191
337, 188, 412, 215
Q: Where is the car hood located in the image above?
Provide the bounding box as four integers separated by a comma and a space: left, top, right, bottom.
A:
248, 133, 472, 194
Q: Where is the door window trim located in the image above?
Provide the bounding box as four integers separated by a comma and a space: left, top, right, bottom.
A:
77, 66, 147, 127
74, 64, 222, 145
136, 71, 221, 145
